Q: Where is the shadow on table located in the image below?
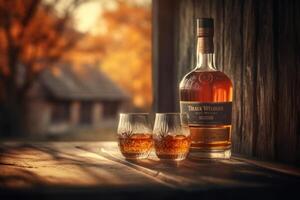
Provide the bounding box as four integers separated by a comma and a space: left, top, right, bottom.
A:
1, 143, 300, 200
91, 146, 300, 189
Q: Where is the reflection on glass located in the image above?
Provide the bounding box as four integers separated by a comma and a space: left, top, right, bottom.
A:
117, 113, 153, 159
153, 113, 191, 161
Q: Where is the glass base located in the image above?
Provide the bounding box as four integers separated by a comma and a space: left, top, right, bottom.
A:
121, 152, 150, 160
156, 153, 188, 161
189, 148, 231, 159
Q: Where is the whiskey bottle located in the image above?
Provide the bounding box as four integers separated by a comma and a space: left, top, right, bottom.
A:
179, 18, 233, 159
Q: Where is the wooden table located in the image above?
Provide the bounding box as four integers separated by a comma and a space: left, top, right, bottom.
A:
0, 142, 299, 199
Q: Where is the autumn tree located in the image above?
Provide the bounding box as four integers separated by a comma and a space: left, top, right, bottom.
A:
0, 0, 85, 135
67, 0, 152, 109
99, 1, 151, 109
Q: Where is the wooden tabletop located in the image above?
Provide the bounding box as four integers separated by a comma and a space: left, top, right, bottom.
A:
0, 142, 299, 199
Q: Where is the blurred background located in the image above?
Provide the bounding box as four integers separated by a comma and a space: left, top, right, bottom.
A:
0, 0, 152, 141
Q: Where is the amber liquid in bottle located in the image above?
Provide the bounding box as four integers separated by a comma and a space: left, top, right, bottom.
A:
179, 18, 233, 159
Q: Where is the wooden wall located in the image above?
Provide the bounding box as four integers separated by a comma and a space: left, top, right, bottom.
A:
152, 0, 300, 164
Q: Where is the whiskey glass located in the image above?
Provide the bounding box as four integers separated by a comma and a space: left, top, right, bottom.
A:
153, 113, 191, 161
117, 113, 153, 159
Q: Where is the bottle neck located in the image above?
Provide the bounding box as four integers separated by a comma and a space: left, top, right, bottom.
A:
195, 37, 216, 71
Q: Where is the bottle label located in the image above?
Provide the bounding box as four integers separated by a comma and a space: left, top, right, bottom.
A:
190, 126, 230, 144
180, 101, 232, 126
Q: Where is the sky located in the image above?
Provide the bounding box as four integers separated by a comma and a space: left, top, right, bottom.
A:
73, 1, 117, 35
51, 0, 151, 35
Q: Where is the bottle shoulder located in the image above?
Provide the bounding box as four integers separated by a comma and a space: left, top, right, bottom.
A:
179, 69, 232, 89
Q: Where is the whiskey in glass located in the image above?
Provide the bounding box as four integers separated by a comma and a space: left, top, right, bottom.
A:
153, 113, 191, 161
118, 113, 153, 159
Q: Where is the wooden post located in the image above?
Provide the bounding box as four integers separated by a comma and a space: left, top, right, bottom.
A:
93, 102, 103, 127
152, 0, 178, 112
70, 101, 80, 126
26, 100, 50, 135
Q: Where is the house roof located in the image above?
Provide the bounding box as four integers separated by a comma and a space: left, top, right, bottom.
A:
41, 64, 130, 101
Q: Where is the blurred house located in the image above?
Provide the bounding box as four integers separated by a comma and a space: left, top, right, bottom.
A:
26, 64, 129, 135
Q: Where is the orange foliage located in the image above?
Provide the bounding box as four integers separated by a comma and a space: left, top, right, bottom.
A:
0, 0, 82, 96
100, 2, 152, 108
65, 1, 152, 109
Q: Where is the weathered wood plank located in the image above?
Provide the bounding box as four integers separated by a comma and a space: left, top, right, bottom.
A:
0, 142, 164, 188
241, 0, 257, 157
255, 0, 275, 159
295, 0, 300, 165
177, 0, 195, 82
223, 0, 245, 154
1, 142, 300, 199
154, 0, 300, 164
274, 0, 300, 163
152, 0, 178, 112
1, 142, 300, 189
212, 0, 225, 71
232, 154, 300, 177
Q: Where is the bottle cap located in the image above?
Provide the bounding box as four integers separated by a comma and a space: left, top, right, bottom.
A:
197, 18, 214, 37
197, 18, 214, 28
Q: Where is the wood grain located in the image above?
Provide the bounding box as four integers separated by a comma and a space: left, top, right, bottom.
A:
0, 142, 299, 191
152, 0, 178, 112
153, 0, 300, 164
274, 0, 300, 163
